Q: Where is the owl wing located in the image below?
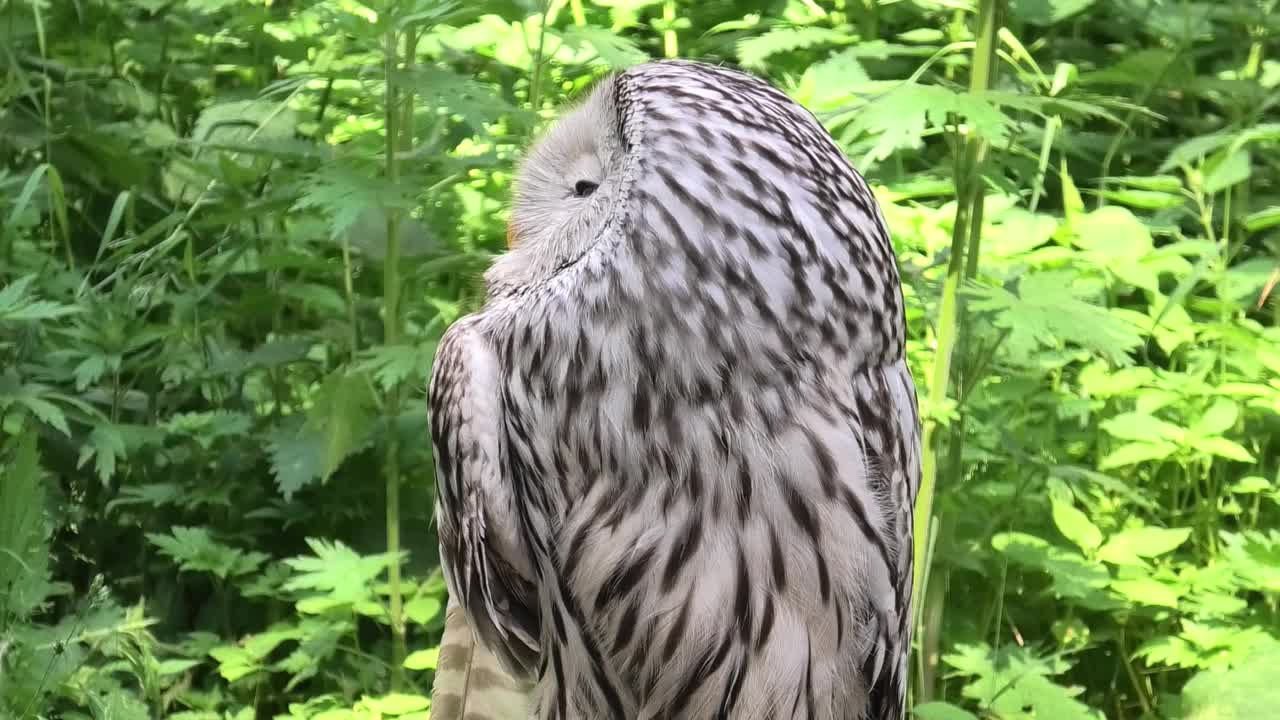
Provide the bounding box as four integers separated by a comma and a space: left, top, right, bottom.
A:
428, 316, 540, 678
863, 358, 922, 720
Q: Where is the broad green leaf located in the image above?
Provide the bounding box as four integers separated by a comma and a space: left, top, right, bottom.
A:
403, 595, 443, 625
1230, 476, 1271, 494
1243, 206, 1280, 232
1099, 441, 1178, 469
403, 648, 440, 671
1111, 577, 1181, 608
1097, 527, 1191, 566
992, 532, 1115, 609
1187, 436, 1256, 463
1181, 644, 1280, 718
1051, 496, 1102, 553
1103, 174, 1184, 192
1192, 399, 1239, 436
1099, 413, 1185, 443
1093, 188, 1183, 210
362, 693, 430, 715
1203, 148, 1251, 194
1010, 0, 1096, 26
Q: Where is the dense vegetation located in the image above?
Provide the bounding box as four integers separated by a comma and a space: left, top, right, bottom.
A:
2, 0, 1278, 718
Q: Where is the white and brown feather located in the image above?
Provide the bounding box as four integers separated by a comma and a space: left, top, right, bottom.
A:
429, 59, 921, 720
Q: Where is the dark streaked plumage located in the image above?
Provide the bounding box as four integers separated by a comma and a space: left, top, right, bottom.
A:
428, 59, 920, 720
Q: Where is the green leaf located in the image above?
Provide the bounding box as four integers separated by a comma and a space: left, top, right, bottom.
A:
147, 526, 269, 579
282, 538, 401, 608
942, 643, 1102, 720
1051, 496, 1103, 553
1099, 441, 1178, 469
1192, 399, 1239, 436
403, 595, 443, 626
1181, 644, 1280, 718
1187, 436, 1256, 463
77, 423, 127, 484
849, 85, 1014, 163
1010, 0, 1097, 25
557, 26, 648, 68
1111, 577, 1181, 608
966, 271, 1144, 366
361, 693, 430, 715
1097, 527, 1191, 566
1103, 174, 1184, 192
293, 164, 417, 242
1203, 148, 1251, 194
1100, 412, 1185, 444
1243, 206, 1280, 232
992, 532, 1115, 609
305, 369, 377, 481
1093, 188, 1184, 210
267, 418, 326, 500
737, 26, 854, 69
0, 430, 50, 617
403, 648, 440, 671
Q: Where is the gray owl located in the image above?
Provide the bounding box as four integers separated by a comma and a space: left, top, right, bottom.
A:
427, 59, 921, 720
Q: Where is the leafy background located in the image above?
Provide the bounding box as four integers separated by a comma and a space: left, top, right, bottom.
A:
2, 0, 1278, 718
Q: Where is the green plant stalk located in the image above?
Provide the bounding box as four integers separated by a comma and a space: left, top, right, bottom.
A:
662, 0, 678, 58
383, 19, 407, 690
912, 0, 1000, 702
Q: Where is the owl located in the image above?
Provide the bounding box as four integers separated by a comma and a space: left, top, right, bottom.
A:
427, 59, 921, 720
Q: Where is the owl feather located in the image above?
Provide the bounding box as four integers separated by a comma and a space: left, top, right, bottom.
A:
429, 59, 920, 720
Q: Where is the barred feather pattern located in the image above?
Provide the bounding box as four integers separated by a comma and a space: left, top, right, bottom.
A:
429, 598, 535, 720
429, 59, 921, 720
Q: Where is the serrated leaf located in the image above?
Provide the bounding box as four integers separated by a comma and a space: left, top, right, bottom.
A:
282, 538, 401, 608
966, 271, 1144, 366
737, 26, 854, 69
1181, 644, 1280, 718
267, 418, 326, 500
77, 423, 127, 484
292, 165, 417, 242
557, 26, 648, 68
305, 370, 377, 481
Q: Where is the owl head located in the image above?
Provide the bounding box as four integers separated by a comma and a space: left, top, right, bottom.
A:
486, 76, 626, 297
483, 60, 902, 366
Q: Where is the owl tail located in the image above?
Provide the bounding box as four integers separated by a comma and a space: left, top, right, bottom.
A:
430, 598, 536, 720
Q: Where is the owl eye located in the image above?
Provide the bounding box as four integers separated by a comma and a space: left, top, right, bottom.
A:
573, 180, 598, 198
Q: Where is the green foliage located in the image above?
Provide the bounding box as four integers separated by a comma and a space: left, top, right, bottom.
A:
3, 0, 1278, 718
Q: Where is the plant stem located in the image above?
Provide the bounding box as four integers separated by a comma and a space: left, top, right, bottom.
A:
912, 0, 1001, 702
383, 17, 407, 689
662, 0, 678, 58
